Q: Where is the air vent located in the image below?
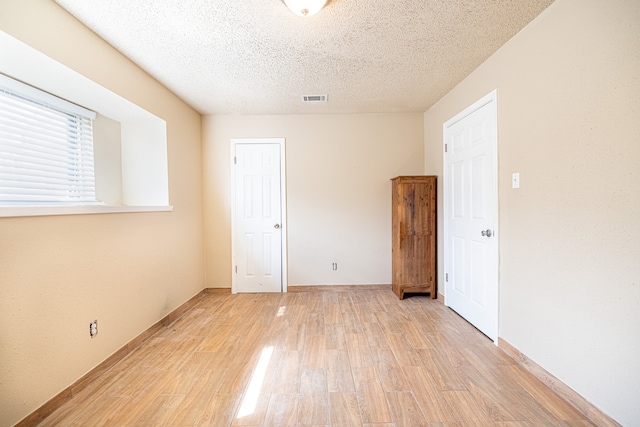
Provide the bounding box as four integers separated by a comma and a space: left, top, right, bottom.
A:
302, 94, 328, 102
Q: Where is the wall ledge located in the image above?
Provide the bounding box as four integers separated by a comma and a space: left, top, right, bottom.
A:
0, 205, 173, 218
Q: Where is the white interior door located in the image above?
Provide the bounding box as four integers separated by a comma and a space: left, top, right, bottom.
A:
444, 91, 499, 342
232, 139, 286, 293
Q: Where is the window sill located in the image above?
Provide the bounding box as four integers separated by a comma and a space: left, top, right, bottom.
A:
0, 205, 174, 218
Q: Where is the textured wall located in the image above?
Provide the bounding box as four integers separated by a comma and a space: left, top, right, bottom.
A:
0, 1, 205, 426
202, 114, 424, 288
424, 0, 640, 424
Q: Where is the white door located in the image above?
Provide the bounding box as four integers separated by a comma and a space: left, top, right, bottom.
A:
444, 91, 499, 342
232, 139, 286, 293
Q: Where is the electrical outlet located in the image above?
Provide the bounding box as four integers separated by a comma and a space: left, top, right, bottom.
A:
89, 320, 98, 338
332, 262, 338, 271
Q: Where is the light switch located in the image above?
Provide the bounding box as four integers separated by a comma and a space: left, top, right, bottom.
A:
512, 173, 520, 189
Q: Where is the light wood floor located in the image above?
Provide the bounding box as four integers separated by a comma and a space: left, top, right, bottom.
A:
38, 288, 594, 426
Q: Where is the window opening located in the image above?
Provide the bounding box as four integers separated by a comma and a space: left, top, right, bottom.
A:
0, 73, 98, 206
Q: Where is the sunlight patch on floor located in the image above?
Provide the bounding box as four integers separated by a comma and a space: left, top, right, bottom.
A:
236, 345, 274, 418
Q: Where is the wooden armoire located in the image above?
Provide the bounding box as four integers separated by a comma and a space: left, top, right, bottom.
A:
391, 176, 437, 299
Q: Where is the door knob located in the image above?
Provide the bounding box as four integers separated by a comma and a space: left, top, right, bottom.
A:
481, 229, 493, 237
274, 224, 281, 229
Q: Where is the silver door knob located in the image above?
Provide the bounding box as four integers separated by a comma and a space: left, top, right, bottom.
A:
274, 224, 280, 229
481, 229, 492, 237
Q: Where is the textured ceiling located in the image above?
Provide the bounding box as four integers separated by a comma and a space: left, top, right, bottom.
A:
53, 0, 554, 115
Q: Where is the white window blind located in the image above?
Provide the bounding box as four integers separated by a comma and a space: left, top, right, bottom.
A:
0, 73, 98, 205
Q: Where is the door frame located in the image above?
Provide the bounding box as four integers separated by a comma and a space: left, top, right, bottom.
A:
443, 89, 499, 342
230, 138, 288, 294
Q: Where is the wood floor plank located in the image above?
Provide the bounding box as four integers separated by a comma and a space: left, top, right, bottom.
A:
563, 420, 597, 426
374, 311, 402, 334
325, 303, 343, 324
36, 370, 128, 426
396, 321, 432, 350
196, 393, 241, 427
361, 321, 391, 350
97, 371, 176, 426
62, 396, 128, 427
505, 365, 586, 421
264, 394, 298, 426
197, 324, 236, 351
216, 357, 256, 395
302, 334, 326, 369
130, 394, 185, 426
492, 422, 534, 427
167, 369, 227, 425
306, 311, 326, 336
273, 350, 301, 394
337, 292, 355, 309
345, 334, 375, 368
416, 348, 468, 391
385, 391, 428, 427
441, 390, 494, 427
506, 389, 570, 426
461, 373, 523, 423
373, 349, 411, 393
297, 392, 330, 425
233, 345, 282, 426
342, 311, 364, 334
325, 323, 347, 351
307, 294, 324, 314
424, 423, 462, 427
330, 392, 362, 426
352, 367, 393, 424
458, 347, 522, 391
33, 290, 594, 427
299, 367, 328, 395
171, 352, 218, 392
287, 304, 309, 325
281, 322, 306, 352
327, 349, 356, 392
385, 333, 421, 367
402, 366, 458, 423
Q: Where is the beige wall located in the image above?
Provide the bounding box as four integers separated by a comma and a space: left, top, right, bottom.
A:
424, 0, 640, 424
93, 114, 123, 205
0, 1, 205, 426
203, 114, 424, 288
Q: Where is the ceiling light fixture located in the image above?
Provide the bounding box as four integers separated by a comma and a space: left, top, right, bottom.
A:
283, 0, 328, 17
